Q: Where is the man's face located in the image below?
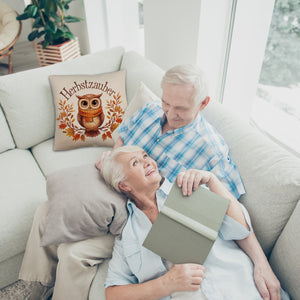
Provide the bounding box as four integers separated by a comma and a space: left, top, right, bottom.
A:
161, 83, 201, 129
117, 150, 162, 193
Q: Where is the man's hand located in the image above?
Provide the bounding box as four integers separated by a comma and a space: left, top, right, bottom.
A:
176, 169, 213, 196
254, 263, 281, 300
95, 151, 112, 170
161, 264, 205, 294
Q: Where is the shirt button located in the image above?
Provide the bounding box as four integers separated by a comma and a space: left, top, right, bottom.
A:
157, 138, 160, 142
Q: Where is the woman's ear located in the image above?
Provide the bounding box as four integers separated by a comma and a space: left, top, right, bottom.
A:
118, 182, 131, 193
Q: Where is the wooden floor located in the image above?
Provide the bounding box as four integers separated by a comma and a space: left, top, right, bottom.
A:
0, 41, 40, 76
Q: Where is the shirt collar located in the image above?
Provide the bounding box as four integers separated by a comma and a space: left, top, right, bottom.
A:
126, 178, 173, 213
159, 112, 202, 135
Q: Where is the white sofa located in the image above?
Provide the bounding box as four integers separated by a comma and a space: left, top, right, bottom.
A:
0, 47, 299, 300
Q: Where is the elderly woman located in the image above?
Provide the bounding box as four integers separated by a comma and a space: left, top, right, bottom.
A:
100, 145, 287, 300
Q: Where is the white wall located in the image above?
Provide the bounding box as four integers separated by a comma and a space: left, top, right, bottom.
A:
106, 0, 140, 51
143, 0, 233, 103
143, 0, 202, 71
81, 0, 108, 54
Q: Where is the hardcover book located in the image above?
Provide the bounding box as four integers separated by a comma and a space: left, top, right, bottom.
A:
143, 184, 230, 264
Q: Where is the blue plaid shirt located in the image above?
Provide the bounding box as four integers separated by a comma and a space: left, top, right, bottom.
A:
118, 101, 245, 199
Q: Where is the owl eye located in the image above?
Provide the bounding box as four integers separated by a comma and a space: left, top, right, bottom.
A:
80, 100, 88, 108
91, 99, 100, 108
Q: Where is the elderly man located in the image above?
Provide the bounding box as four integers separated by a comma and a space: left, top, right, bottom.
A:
96, 65, 281, 299
20, 65, 280, 300
100, 145, 287, 300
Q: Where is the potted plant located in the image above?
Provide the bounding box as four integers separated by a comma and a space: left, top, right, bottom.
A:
17, 0, 82, 66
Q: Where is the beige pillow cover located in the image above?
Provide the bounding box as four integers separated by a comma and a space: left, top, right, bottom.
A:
41, 164, 128, 246
50, 70, 127, 150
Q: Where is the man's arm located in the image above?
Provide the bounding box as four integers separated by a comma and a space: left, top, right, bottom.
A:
176, 169, 281, 300
236, 233, 281, 300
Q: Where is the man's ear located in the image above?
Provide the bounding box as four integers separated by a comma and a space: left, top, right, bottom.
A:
118, 182, 131, 193
199, 96, 210, 111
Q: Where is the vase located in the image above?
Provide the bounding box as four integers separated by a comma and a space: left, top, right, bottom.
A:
34, 37, 80, 67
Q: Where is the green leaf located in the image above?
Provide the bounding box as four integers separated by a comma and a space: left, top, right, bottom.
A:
16, 12, 29, 21
32, 17, 43, 28
28, 5, 38, 18
28, 30, 39, 41
64, 16, 82, 23
53, 0, 64, 10
49, 11, 61, 23
60, 25, 69, 33
24, 4, 33, 13
42, 40, 50, 48
45, 21, 57, 33
45, 0, 58, 14
65, 31, 75, 40
38, 0, 47, 9
44, 32, 52, 42
37, 30, 46, 38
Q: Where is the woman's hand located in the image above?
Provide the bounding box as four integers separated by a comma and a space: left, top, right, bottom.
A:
160, 264, 205, 294
176, 169, 214, 196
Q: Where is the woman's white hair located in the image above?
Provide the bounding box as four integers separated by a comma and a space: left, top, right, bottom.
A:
100, 145, 144, 193
161, 64, 209, 105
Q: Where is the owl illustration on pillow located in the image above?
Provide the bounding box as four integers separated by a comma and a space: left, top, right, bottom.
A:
77, 93, 105, 137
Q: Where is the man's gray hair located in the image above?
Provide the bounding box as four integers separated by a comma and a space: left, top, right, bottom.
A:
100, 145, 144, 193
161, 64, 209, 105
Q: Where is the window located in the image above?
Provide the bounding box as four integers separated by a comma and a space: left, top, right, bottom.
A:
250, 0, 300, 156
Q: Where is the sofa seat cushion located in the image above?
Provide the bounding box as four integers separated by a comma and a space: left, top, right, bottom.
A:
0, 47, 125, 150
0, 105, 14, 153
31, 139, 108, 177
203, 101, 300, 255
0, 149, 47, 262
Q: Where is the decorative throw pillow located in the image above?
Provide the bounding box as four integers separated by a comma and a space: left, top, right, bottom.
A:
112, 81, 160, 141
49, 70, 127, 151
41, 164, 128, 246
123, 81, 160, 120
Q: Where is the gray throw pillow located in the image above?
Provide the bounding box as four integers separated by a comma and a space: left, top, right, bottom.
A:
41, 164, 128, 246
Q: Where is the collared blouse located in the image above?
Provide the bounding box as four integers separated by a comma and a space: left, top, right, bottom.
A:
104, 179, 269, 300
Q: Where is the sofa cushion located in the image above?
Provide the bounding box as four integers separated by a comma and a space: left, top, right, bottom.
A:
0, 47, 125, 150
31, 139, 106, 176
0, 149, 47, 262
120, 51, 164, 103
269, 200, 300, 300
0, 105, 14, 153
122, 81, 160, 121
49, 70, 127, 151
202, 101, 300, 255
41, 164, 127, 246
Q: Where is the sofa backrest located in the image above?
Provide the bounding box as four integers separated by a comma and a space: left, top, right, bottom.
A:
203, 101, 300, 255
0, 105, 15, 153
120, 51, 164, 102
0, 47, 125, 150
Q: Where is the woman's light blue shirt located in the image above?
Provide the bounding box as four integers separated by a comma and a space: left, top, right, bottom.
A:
104, 180, 287, 300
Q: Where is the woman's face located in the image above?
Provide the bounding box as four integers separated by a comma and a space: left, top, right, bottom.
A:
117, 150, 162, 193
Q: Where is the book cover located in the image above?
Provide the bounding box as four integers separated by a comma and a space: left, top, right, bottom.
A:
142, 184, 230, 264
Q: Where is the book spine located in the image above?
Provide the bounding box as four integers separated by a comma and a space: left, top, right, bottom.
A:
160, 206, 218, 241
